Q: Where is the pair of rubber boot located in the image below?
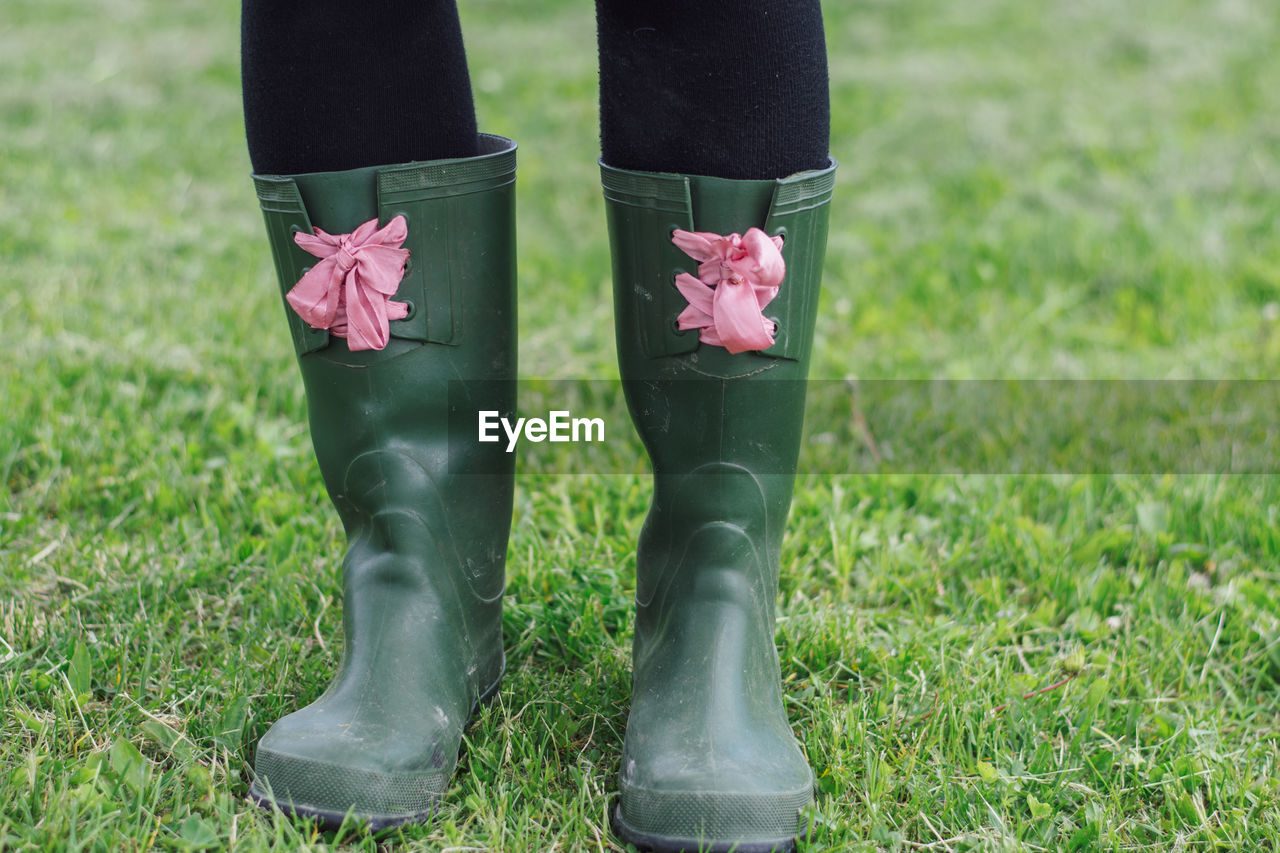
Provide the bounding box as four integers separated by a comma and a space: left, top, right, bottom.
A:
246, 133, 836, 853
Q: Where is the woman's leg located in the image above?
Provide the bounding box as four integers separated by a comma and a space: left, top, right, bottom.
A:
596, 3, 834, 851
242, 0, 479, 174
241, 1, 518, 831
596, 0, 829, 179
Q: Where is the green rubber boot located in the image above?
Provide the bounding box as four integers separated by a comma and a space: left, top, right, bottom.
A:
602, 158, 837, 853
245, 135, 518, 830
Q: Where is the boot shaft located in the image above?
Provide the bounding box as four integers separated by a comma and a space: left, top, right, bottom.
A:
602, 159, 837, 568
250, 136, 519, 647
602, 156, 838, 649
252, 136, 519, 546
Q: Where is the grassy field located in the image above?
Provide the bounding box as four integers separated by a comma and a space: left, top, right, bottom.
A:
4, 0, 1280, 850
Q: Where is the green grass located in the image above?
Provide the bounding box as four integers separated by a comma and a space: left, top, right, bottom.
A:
4, 0, 1280, 849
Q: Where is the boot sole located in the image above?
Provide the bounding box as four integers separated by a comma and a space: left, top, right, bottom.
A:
247, 665, 504, 831
611, 803, 802, 853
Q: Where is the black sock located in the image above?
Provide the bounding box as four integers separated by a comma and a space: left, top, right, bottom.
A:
241, 0, 479, 175
595, 0, 830, 180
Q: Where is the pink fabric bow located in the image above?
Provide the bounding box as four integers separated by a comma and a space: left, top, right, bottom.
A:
671, 227, 785, 354
287, 215, 411, 351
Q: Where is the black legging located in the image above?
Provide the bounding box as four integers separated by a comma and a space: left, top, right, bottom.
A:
241, 0, 829, 180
